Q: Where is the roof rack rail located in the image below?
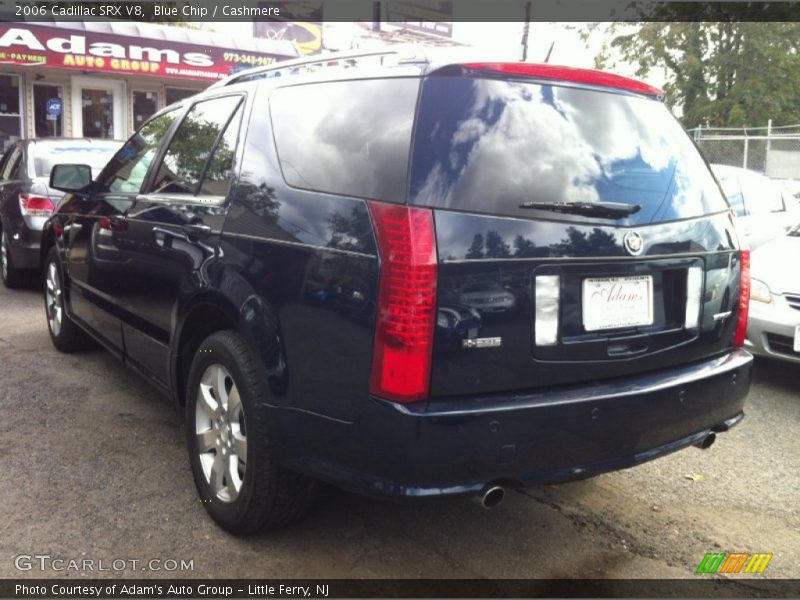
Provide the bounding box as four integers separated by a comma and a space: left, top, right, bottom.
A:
210, 49, 422, 89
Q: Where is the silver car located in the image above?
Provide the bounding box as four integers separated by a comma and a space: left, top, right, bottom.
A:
745, 224, 800, 363
711, 164, 798, 250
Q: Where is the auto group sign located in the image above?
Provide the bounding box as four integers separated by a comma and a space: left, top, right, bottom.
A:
0, 24, 289, 81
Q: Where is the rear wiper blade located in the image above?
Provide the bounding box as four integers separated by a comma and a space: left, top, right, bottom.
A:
519, 201, 641, 218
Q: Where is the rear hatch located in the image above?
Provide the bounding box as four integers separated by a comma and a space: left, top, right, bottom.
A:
410, 65, 745, 397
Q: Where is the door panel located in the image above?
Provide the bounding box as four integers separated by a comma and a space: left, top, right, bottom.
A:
62, 107, 182, 354
62, 194, 131, 354
114, 94, 244, 384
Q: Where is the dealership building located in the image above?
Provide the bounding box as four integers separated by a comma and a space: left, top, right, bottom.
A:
0, 22, 297, 152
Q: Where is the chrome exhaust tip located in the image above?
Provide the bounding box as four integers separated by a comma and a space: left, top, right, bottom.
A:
693, 432, 716, 450
478, 485, 506, 509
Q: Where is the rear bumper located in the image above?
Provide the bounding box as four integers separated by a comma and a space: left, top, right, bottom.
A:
277, 350, 752, 499
7, 226, 42, 269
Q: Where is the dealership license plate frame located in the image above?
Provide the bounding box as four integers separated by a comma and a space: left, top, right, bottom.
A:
582, 275, 654, 332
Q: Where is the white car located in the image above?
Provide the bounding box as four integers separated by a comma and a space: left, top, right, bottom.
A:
711, 164, 798, 249
745, 223, 800, 364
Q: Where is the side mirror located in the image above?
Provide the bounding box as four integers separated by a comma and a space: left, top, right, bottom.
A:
49, 164, 93, 193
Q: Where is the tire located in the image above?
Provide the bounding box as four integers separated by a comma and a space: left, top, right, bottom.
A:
43, 247, 94, 352
1, 229, 27, 289
185, 330, 316, 535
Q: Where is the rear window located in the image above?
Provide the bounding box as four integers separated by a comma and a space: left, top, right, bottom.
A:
410, 76, 728, 225
270, 78, 419, 203
33, 142, 120, 179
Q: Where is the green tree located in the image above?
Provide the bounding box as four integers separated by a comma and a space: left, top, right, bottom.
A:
466, 233, 485, 259
594, 22, 800, 128
484, 230, 511, 258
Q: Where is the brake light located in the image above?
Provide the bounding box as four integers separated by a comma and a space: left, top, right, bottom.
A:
733, 250, 750, 348
19, 194, 55, 217
461, 62, 664, 98
367, 201, 437, 403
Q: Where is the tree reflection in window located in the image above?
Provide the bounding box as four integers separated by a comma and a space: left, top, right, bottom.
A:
152, 96, 242, 197
100, 110, 177, 194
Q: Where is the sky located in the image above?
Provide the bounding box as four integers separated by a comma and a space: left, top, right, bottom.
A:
207, 21, 665, 88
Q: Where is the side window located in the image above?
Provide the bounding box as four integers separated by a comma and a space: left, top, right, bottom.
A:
98, 110, 178, 194
197, 103, 243, 197
269, 79, 419, 203
1, 146, 22, 181
150, 95, 242, 196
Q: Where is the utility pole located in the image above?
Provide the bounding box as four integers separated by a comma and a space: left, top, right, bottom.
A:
520, 2, 531, 61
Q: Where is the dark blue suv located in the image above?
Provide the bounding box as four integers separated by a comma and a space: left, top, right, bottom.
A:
41, 54, 753, 534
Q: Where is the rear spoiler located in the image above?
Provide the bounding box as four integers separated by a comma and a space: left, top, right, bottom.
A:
428, 62, 665, 100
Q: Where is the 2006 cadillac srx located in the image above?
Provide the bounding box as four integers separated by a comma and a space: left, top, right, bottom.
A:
41, 54, 753, 534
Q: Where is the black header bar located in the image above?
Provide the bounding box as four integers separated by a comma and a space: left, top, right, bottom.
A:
3, 578, 800, 598
5, 0, 800, 23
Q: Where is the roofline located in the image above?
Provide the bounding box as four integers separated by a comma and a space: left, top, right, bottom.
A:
209, 49, 664, 101
26, 138, 125, 145
209, 48, 426, 89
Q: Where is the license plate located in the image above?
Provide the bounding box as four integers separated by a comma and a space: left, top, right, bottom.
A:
794, 325, 800, 353
582, 275, 654, 332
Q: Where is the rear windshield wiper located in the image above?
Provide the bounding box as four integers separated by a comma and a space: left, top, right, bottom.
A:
519, 201, 641, 219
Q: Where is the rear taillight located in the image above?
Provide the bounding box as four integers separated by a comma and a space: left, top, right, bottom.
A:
367, 201, 437, 404
733, 250, 750, 348
19, 194, 55, 217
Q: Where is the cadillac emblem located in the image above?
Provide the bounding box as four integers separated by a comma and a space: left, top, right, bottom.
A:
623, 231, 644, 256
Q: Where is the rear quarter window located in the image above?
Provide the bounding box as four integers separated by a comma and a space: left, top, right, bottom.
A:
410, 76, 728, 225
269, 78, 419, 203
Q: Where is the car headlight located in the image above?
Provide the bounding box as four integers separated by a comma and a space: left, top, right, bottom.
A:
750, 278, 772, 303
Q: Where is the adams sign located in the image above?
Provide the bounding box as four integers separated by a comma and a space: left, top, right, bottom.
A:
0, 25, 290, 81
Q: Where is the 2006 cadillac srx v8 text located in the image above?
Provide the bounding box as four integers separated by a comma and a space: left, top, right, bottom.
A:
41, 53, 752, 534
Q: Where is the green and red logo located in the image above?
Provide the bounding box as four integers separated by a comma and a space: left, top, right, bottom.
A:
696, 552, 773, 574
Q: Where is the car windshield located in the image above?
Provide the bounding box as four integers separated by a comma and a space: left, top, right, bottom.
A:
33, 142, 121, 179
713, 167, 747, 217
738, 171, 785, 214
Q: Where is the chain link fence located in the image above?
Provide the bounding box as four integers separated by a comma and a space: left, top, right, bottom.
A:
689, 124, 800, 179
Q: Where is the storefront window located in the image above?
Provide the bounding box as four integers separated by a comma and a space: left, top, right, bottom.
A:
81, 88, 115, 138
0, 74, 22, 153
133, 91, 159, 129
33, 84, 64, 138
165, 87, 199, 106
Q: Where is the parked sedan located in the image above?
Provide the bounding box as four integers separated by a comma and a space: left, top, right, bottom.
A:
0, 138, 121, 287
745, 223, 800, 363
710, 164, 798, 250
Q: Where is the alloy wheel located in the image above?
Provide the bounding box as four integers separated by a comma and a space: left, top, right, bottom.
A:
45, 261, 62, 337
1, 233, 8, 281
195, 364, 248, 502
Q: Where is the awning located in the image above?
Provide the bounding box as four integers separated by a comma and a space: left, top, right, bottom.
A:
0, 22, 299, 82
